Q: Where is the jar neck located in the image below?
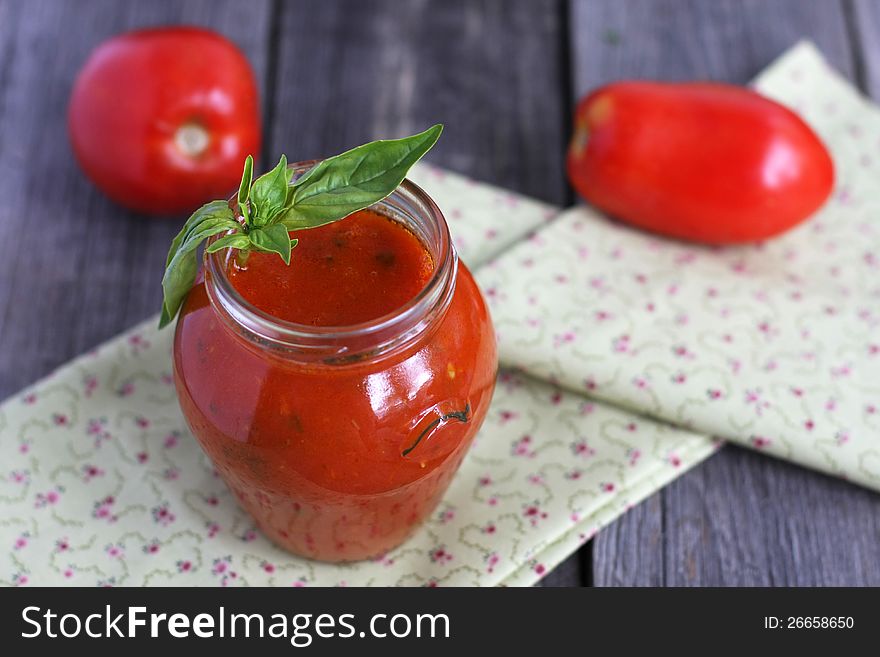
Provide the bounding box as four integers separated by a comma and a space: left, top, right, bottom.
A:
203, 163, 457, 366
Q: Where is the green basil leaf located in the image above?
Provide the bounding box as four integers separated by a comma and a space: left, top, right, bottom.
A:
160, 249, 200, 329
250, 155, 291, 226
278, 211, 326, 232
159, 202, 239, 329
161, 217, 239, 327
237, 155, 254, 221
248, 224, 293, 265
285, 124, 442, 226
164, 200, 233, 269
205, 233, 251, 253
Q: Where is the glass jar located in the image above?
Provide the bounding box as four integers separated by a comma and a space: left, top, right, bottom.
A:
172, 163, 497, 562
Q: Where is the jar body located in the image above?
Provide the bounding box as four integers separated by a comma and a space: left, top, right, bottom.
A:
173, 262, 496, 562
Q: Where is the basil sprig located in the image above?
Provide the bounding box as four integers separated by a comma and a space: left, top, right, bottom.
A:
159, 124, 443, 329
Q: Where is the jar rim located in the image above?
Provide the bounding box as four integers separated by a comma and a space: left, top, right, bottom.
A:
203, 160, 457, 363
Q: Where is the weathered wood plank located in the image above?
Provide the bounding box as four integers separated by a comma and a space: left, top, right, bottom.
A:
853, 0, 880, 97
267, 0, 581, 585
0, 0, 273, 397
589, 492, 665, 587
663, 446, 880, 585
267, 0, 570, 203
572, 0, 855, 90
570, 0, 880, 586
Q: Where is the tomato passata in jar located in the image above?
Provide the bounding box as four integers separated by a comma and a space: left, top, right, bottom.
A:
172, 162, 497, 562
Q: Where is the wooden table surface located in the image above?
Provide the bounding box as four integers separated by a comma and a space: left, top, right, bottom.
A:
2, 0, 879, 586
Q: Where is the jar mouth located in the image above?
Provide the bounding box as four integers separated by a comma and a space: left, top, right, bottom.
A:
204, 160, 457, 363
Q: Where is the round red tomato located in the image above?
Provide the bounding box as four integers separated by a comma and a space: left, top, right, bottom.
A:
68, 27, 261, 215
566, 82, 835, 244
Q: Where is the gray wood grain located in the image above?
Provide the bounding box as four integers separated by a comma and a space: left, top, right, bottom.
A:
267, 0, 571, 203
571, 0, 880, 586
854, 0, 880, 97
0, 0, 273, 398
572, 0, 855, 89
266, 0, 582, 587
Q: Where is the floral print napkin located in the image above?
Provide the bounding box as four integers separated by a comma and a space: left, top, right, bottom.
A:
479, 42, 880, 491
0, 161, 716, 586
0, 42, 870, 587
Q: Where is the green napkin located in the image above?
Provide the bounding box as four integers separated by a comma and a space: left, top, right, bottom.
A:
0, 156, 715, 586
480, 42, 880, 491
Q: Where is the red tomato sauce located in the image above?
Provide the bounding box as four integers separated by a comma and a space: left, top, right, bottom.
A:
173, 209, 497, 561
228, 209, 435, 325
